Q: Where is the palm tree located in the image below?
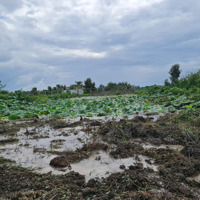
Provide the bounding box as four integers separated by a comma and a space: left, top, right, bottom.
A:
56, 84, 62, 93
47, 86, 52, 95
75, 81, 83, 88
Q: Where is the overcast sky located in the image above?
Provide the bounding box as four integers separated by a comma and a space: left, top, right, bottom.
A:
0, 0, 200, 91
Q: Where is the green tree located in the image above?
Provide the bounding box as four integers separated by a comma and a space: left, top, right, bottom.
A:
75, 81, 83, 88
106, 82, 117, 91
56, 84, 62, 93
0, 80, 6, 91
69, 84, 76, 90
84, 78, 96, 93
169, 64, 181, 84
117, 82, 132, 90
30, 87, 38, 95
164, 79, 171, 86
52, 87, 57, 94
98, 84, 105, 92
47, 86, 52, 94
63, 85, 67, 90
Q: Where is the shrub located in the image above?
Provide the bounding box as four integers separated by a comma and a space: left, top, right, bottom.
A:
169, 87, 185, 95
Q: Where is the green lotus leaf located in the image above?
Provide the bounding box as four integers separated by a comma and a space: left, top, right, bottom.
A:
86, 113, 93, 117
9, 114, 21, 120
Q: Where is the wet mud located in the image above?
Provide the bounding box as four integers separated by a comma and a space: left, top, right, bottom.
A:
0, 114, 200, 199
49, 143, 108, 168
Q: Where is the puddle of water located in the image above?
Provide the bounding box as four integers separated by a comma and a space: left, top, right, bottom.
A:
193, 174, 200, 182
16, 125, 91, 151
51, 151, 158, 182
0, 125, 92, 173
83, 113, 164, 123
0, 135, 14, 141
13, 120, 35, 125
165, 145, 184, 151
0, 117, 161, 182
189, 174, 200, 183
142, 143, 184, 152
1, 145, 56, 172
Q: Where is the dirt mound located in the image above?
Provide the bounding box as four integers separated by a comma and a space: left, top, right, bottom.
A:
110, 142, 143, 158
181, 144, 200, 159
81, 143, 108, 152
50, 143, 108, 168
96, 114, 200, 146
144, 148, 200, 177
50, 155, 72, 168
49, 119, 82, 129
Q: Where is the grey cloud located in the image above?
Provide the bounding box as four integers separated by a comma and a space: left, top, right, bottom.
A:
1, 0, 200, 91
0, 0, 23, 12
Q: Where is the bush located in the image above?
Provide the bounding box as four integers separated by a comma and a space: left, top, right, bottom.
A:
14, 91, 33, 102
169, 87, 185, 95
0, 90, 9, 95
176, 70, 200, 89
188, 86, 199, 94
0, 94, 10, 100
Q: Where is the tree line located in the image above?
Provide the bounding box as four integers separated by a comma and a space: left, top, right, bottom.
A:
0, 77, 135, 98
23, 78, 135, 95
1, 64, 199, 98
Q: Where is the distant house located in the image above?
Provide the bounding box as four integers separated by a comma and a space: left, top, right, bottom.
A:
69, 88, 84, 95
70, 90, 77, 94
63, 87, 70, 93
77, 89, 84, 94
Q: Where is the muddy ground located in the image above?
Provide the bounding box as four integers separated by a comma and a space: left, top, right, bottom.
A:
0, 113, 200, 199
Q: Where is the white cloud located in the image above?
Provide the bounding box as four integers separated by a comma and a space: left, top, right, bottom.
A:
53, 48, 107, 59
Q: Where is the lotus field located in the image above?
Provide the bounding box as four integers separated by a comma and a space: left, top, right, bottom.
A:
1, 93, 199, 120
